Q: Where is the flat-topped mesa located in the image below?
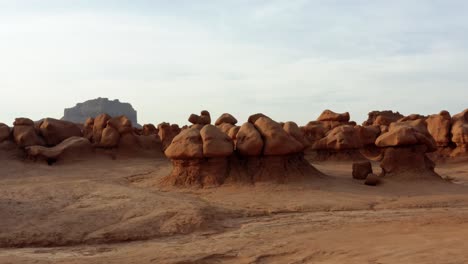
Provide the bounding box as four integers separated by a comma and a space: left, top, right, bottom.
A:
451, 109, 468, 156
375, 119, 441, 180
162, 125, 234, 187
62, 97, 138, 126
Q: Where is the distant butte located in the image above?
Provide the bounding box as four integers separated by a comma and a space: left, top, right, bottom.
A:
62, 97, 139, 126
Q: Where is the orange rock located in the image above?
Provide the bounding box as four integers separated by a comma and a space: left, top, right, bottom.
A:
107, 115, 133, 134
426, 111, 451, 147
39, 118, 82, 146
313, 125, 362, 150
83, 118, 94, 140
164, 128, 203, 159
235, 122, 263, 156
356, 125, 380, 145
13, 118, 45, 147
142, 124, 158, 136
92, 113, 111, 143
317, 110, 350, 122
283, 121, 310, 148
215, 113, 238, 126
200, 125, 233, 158
254, 116, 303, 155
99, 126, 120, 148
26, 137, 92, 162
0, 123, 10, 142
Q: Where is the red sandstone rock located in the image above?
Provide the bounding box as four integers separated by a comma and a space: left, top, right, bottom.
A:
200, 125, 233, 158
83, 118, 94, 141
352, 161, 373, 180
39, 118, 82, 146
107, 116, 133, 134
13, 118, 45, 147
376, 120, 436, 152
92, 114, 111, 143
142, 124, 158, 136
235, 122, 263, 156
254, 116, 303, 155
248, 113, 268, 124
426, 111, 451, 147
188, 110, 211, 125
365, 173, 380, 186
164, 128, 204, 159
312, 125, 362, 150
317, 110, 350, 122
100, 126, 120, 148
356, 125, 380, 145
215, 113, 238, 126
363, 111, 404, 126
283, 121, 310, 148
0, 123, 10, 142
26, 137, 92, 162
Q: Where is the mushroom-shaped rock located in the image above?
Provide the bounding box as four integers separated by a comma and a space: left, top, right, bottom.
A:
92, 113, 111, 143
317, 110, 350, 122
376, 120, 436, 152
0, 123, 10, 142
99, 126, 120, 148
13, 118, 45, 147
26, 137, 92, 163
313, 125, 362, 150
164, 128, 203, 159
426, 111, 451, 147
200, 125, 233, 157
39, 118, 82, 146
235, 122, 264, 156
254, 117, 303, 155
215, 113, 238, 126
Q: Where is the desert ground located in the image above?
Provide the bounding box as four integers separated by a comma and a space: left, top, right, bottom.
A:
1, 152, 468, 264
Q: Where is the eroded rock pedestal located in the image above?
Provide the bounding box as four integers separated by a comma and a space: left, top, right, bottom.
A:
162, 114, 322, 188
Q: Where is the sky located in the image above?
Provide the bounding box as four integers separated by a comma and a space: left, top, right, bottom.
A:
0, 0, 467, 126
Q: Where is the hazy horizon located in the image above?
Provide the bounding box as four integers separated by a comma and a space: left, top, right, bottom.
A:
1, 1, 467, 126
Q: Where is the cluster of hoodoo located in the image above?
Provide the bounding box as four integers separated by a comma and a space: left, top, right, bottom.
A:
303, 110, 367, 161
374, 119, 439, 179
162, 112, 322, 187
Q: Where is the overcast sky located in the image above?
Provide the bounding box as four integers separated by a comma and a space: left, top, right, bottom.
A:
0, 0, 467, 126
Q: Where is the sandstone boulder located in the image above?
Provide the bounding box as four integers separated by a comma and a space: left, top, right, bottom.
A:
426, 111, 451, 147
312, 125, 362, 150
13, 118, 45, 147
164, 128, 203, 159
352, 161, 373, 180
0, 123, 10, 142
235, 123, 263, 156
376, 120, 436, 152
363, 111, 404, 126
356, 125, 380, 145
39, 118, 82, 146
83, 118, 94, 140
200, 125, 234, 157
317, 110, 350, 122
188, 110, 211, 125
283, 121, 310, 148
100, 126, 120, 148
215, 113, 238, 126
142, 124, 158, 136
107, 115, 133, 134
92, 113, 111, 143
26, 137, 92, 162
365, 173, 380, 186
254, 117, 303, 155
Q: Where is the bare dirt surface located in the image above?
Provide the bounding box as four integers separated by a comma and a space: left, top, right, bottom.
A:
1, 154, 468, 264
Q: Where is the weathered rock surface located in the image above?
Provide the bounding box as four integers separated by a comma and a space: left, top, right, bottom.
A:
317, 110, 350, 122
26, 137, 92, 162
215, 113, 238, 126
0, 123, 10, 142
200, 125, 233, 158
38, 118, 82, 146
13, 118, 45, 147
254, 117, 303, 155
352, 161, 373, 180
363, 111, 404, 126
235, 122, 264, 156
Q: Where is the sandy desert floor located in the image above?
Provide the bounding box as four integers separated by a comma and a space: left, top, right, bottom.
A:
1, 153, 468, 264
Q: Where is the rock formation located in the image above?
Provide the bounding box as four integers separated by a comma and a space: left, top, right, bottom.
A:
363, 110, 404, 126
26, 137, 93, 164
0, 123, 10, 143
62, 97, 138, 126
13, 118, 45, 147
162, 113, 322, 187
451, 109, 468, 156
38, 118, 82, 146
188, 110, 211, 126
215, 113, 238, 126
375, 119, 440, 179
